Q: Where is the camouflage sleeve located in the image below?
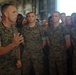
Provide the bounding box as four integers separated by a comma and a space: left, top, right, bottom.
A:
39, 26, 47, 41
42, 27, 51, 41
63, 27, 70, 40
45, 27, 51, 40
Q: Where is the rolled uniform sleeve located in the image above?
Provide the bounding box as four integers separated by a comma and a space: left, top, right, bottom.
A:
65, 35, 70, 39
42, 37, 46, 41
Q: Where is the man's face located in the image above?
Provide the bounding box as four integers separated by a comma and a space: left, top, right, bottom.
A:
42, 19, 47, 25
5, 5, 18, 24
71, 15, 75, 23
52, 12, 60, 23
66, 16, 71, 25
27, 13, 36, 23
61, 14, 66, 22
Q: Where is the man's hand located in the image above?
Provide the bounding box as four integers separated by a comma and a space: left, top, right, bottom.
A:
16, 59, 22, 68
12, 33, 24, 46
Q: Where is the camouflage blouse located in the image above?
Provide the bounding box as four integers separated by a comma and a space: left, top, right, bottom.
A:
21, 23, 46, 51
0, 22, 19, 64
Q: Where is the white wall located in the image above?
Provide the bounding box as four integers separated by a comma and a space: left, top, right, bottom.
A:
57, 0, 76, 16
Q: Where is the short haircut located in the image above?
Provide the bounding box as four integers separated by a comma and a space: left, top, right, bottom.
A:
26, 12, 36, 17
66, 16, 71, 18
71, 13, 76, 17
1, 3, 15, 14
60, 13, 66, 15
17, 14, 23, 19
52, 11, 61, 17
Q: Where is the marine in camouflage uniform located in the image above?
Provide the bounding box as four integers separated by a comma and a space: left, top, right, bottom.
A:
47, 24, 70, 75
22, 23, 46, 75
0, 22, 21, 75
70, 26, 76, 75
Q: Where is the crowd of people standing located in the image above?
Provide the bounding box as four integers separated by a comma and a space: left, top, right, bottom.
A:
0, 3, 76, 75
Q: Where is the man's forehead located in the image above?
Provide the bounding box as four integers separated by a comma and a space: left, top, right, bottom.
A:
53, 12, 59, 15
53, 12, 61, 17
6, 5, 16, 10
61, 14, 66, 17
29, 13, 35, 15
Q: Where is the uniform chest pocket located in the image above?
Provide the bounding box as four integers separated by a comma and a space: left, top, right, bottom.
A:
33, 30, 40, 37
26, 30, 40, 39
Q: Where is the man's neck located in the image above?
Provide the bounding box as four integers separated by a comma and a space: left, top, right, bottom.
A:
54, 22, 60, 28
28, 22, 36, 27
2, 19, 11, 28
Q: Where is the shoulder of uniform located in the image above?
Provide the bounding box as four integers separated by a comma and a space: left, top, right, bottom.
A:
37, 24, 44, 31
36, 23, 42, 26
23, 24, 28, 28
59, 24, 64, 29
21, 24, 28, 32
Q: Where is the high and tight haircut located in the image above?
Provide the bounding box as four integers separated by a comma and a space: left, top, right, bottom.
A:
71, 13, 76, 17
60, 12, 66, 16
1, 3, 15, 14
26, 12, 36, 18
52, 11, 61, 17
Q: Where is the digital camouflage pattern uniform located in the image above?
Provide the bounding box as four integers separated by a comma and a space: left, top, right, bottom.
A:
22, 23, 46, 75
0, 22, 21, 75
70, 26, 76, 75
47, 24, 70, 75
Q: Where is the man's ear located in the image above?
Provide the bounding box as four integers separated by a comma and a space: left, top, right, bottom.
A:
4, 12, 8, 17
